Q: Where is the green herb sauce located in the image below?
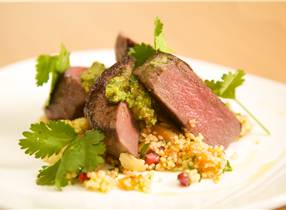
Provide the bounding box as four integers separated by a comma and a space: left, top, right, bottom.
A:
105, 75, 157, 126
81, 62, 105, 92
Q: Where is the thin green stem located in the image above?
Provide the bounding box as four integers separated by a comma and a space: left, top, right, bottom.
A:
234, 99, 270, 135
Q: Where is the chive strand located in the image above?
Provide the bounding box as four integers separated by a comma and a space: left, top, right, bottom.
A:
235, 99, 270, 135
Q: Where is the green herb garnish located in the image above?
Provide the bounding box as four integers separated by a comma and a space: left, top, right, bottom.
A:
223, 160, 233, 173
129, 17, 172, 67
205, 70, 245, 99
19, 121, 77, 159
154, 17, 172, 53
187, 161, 194, 170
19, 121, 106, 189
81, 61, 105, 92
129, 43, 156, 67
106, 75, 157, 126
36, 44, 70, 105
205, 69, 270, 135
139, 143, 150, 158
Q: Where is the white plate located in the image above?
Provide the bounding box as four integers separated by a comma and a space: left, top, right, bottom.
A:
0, 49, 286, 209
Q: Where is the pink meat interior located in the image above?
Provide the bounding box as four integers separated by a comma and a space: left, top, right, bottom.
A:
115, 102, 139, 155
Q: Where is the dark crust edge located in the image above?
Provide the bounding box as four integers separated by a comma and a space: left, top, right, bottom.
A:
84, 56, 134, 129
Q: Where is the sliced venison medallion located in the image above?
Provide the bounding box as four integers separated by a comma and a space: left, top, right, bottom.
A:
134, 53, 241, 148
115, 34, 136, 62
84, 57, 139, 157
45, 67, 87, 120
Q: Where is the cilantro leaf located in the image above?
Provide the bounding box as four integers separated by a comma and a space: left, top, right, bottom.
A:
55, 130, 105, 189
34, 129, 106, 189
81, 62, 106, 92
19, 121, 77, 159
204, 79, 221, 96
205, 69, 270, 135
54, 139, 85, 188
36, 55, 54, 86
139, 143, 150, 158
81, 130, 106, 172
36, 44, 70, 87
37, 161, 60, 185
154, 17, 172, 53
129, 43, 156, 67
56, 44, 70, 73
35, 44, 70, 106
129, 17, 171, 67
205, 69, 245, 99
219, 70, 245, 99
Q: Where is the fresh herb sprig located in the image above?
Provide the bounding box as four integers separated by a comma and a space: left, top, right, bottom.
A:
205, 69, 270, 135
129, 17, 172, 67
153, 17, 172, 53
36, 44, 70, 105
223, 160, 233, 173
19, 121, 106, 189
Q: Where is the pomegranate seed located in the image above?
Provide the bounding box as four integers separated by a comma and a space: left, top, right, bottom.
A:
78, 172, 88, 182
145, 152, 160, 165
177, 172, 190, 187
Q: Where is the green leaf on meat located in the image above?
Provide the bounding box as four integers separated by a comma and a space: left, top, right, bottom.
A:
129, 43, 156, 67
35, 44, 70, 105
129, 17, 172, 67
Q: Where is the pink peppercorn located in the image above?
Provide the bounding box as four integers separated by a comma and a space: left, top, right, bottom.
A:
78, 172, 89, 182
145, 152, 160, 165
177, 172, 190, 186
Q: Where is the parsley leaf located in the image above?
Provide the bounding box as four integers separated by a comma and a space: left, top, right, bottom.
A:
34, 129, 105, 189
154, 17, 172, 53
205, 69, 270, 135
19, 121, 77, 159
81, 62, 106, 92
129, 43, 156, 67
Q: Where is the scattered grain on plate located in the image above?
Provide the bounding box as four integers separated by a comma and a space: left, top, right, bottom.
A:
236, 113, 251, 137
83, 170, 119, 193
178, 169, 201, 186
254, 139, 260, 144
117, 173, 153, 192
